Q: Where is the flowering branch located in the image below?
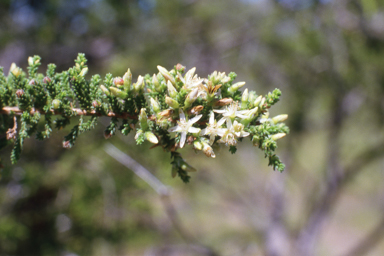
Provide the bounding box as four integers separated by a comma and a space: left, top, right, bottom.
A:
0, 53, 289, 182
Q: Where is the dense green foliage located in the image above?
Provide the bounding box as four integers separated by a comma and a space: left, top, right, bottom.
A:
1, 0, 384, 255
0, 54, 288, 182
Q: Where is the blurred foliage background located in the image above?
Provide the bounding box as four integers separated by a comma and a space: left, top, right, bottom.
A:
1, 0, 384, 255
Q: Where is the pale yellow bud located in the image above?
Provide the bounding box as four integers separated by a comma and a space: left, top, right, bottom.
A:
157, 65, 175, 85
272, 114, 288, 124
100, 85, 110, 95
10, 63, 22, 77
165, 96, 179, 109
79, 67, 88, 77
145, 131, 158, 144
150, 97, 161, 113
271, 133, 286, 141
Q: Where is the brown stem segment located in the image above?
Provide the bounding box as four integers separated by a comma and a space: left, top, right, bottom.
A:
0, 106, 139, 119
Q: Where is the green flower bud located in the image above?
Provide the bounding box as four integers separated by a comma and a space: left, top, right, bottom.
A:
52, 99, 61, 109
100, 85, 110, 96
10, 63, 22, 77
272, 114, 288, 124
228, 81, 245, 94
248, 91, 257, 108
157, 65, 176, 85
139, 108, 149, 130
167, 80, 178, 98
79, 67, 88, 77
123, 69, 132, 91
144, 131, 158, 144
28, 57, 34, 66
165, 95, 179, 109
253, 95, 262, 107
133, 75, 144, 93
271, 133, 286, 141
150, 97, 161, 113
241, 88, 249, 109
152, 74, 161, 91
184, 87, 199, 109
109, 87, 128, 99
193, 140, 202, 150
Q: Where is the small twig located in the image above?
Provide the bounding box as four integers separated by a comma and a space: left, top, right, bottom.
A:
6, 116, 17, 140
104, 143, 219, 256
104, 143, 170, 196
1, 106, 138, 120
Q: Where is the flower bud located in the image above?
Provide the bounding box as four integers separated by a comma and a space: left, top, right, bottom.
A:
113, 77, 124, 86
16, 89, 24, 97
167, 80, 178, 99
184, 87, 199, 109
43, 77, 52, 84
214, 98, 233, 106
152, 74, 160, 91
79, 67, 88, 77
52, 99, 61, 109
193, 140, 202, 150
241, 107, 258, 126
92, 100, 101, 108
272, 114, 288, 124
133, 75, 144, 93
139, 108, 149, 130
271, 133, 286, 141
189, 105, 204, 115
259, 97, 266, 108
28, 57, 34, 66
134, 130, 143, 140
123, 69, 132, 91
253, 95, 262, 107
145, 131, 158, 144
228, 81, 245, 94
10, 63, 22, 77
62, 140, 71, 149
252, 135, 260, 147
241, 88, 249, 109
176, 63, 185, 72
165, 95, 179, 109
157, 65, 175, 85
100, 85, 110, 95
202, 142, 216, 158
221, 76, 231, 83
29, 79, 36, 86
109, 87, 128, 99
150, 97, 161, 113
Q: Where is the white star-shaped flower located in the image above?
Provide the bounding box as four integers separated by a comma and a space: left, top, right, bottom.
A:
213, 102, 249, 123
217, 119, 250, 146
178, 67, 204, 91
168, 109, 202, 148
200, 112, 226, 145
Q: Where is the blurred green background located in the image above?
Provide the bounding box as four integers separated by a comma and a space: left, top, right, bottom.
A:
1, 0, 384, 255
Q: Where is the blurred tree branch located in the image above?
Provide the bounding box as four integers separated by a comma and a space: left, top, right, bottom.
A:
104, 143, 219, 256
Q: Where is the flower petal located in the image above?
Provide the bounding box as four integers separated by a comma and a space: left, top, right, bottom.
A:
180, 131, 186, 148
188, 127, 200, 134
179, 109, 186, 121
189, 114, 202, 124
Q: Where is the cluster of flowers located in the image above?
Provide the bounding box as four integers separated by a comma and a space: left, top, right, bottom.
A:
1, 54, 288, 182
106, 63, 288, 162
